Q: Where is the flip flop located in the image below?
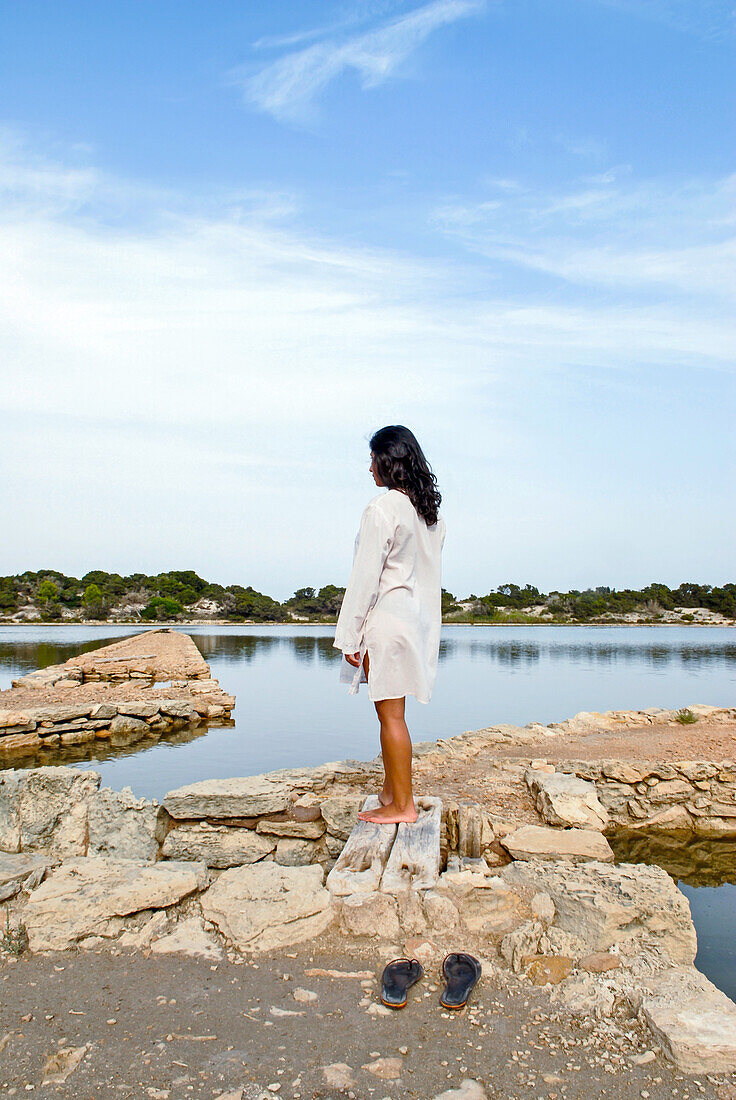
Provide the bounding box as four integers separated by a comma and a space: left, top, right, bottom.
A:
380, 957, 424, 1009
439, 952, 482, 1010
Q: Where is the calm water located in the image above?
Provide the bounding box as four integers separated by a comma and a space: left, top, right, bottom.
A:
1, 623, 734, 797
2, 623, 734, 999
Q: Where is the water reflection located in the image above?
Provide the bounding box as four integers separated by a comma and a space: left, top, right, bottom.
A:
610, 829, 736, 888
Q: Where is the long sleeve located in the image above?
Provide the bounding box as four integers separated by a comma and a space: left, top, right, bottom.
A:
333, 501, 394, 654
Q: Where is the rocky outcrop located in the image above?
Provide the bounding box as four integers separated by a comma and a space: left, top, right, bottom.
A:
161, 822, 276, 867
23, 857, 207, 950
0, 766, 100, 857
501, 860, 697, 966
163, 775, 292, 819
200, 862, 333, 952
87, 786, 161, 860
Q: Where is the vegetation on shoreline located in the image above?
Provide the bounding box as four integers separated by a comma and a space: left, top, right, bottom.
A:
1, 571, 734, 625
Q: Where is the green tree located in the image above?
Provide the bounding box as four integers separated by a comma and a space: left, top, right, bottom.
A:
83, 583, 107, 620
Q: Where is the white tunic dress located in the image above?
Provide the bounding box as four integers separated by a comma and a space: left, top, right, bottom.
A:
333, 488, 446, 704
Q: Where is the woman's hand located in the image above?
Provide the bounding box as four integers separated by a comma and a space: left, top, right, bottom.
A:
344, 651, 361, 667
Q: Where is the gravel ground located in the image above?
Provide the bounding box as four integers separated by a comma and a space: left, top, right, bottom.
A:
1, 939, 735, 1100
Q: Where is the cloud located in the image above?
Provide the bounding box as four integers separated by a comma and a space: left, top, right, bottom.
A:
2, 136, 734, 590
232, 0, 486, 124
588, 0, 736, 39
432, 173, 736, 304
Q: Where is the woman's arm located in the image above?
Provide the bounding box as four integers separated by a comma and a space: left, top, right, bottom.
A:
333, 501, 393, 655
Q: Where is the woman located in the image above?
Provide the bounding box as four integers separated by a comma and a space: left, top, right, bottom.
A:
333, 425, 446, 825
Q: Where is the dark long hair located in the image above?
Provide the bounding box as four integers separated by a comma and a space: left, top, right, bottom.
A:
369, 425, 442, 526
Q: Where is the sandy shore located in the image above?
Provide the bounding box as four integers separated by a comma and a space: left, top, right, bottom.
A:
3, 933, 735, 1100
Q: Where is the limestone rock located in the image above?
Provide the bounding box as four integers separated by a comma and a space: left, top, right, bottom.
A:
501, 861, 697, 966
579, 951, 621, 973
321, 1063, 355, 1090
362, 1057, 402, 1080
149, 916, 223, 961
319, 795, 365, 840
550, 973, 616, 1018
633, 965, 736, 1073
501, 824, 614, 864
524, 956, 573, 985
423, 890, 460, 933
87, 786, 160, 861
432, 1080, 488, 1100
161, 822, 275, 868
200, 862, 333, 953
500, 920, 545, 972
340, 891, 400, 940
0, 852, 50, 902
118, 911, 169, 950
24, 857, 207, 951
526, 770, 608, 830
0, 766, 100, 857
109, 714, 150, 740
438, 869, 524, 935
256, 816, 325, 839
163, 775, 291, 819
274, 838, 317, 866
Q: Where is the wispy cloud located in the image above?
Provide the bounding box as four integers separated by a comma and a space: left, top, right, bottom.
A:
433, 173, 736, 302
232, 0, 486, 124
589, 0, 736, 39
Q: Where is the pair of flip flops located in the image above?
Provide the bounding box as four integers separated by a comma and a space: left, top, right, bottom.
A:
380, 952, 482, 1010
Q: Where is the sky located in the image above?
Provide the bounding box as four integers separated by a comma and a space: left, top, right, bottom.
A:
1, 0, 734, 602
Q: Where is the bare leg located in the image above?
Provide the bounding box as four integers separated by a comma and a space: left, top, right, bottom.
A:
361, 652, 394, 806
358, 695, 417, 824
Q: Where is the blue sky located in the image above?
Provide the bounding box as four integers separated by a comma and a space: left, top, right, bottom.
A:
1, 0, 734, 600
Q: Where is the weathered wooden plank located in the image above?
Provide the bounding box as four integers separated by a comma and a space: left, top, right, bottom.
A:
380, 796, 442, 894
325, 796, 397, 896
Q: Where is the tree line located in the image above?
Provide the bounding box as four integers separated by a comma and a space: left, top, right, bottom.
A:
1, 571, 734, 623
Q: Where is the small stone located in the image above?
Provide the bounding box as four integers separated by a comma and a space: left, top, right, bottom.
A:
321, 1063, 355, 1090
631, 1051, 657, 1065
362, 1057, 402, 1080
524, 956, 573, 986
293, 988, 318, 1003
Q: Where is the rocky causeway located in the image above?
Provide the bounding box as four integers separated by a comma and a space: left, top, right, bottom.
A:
0, 633, 735, 1096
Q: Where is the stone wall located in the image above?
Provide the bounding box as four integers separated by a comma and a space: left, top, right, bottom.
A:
559, 759, 736, 837
0, 692, 234, 756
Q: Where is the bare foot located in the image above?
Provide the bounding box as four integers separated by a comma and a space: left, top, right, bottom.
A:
357, 802, 418, 825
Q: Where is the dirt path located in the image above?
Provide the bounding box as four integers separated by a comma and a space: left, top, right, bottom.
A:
2, 938, 734, 1100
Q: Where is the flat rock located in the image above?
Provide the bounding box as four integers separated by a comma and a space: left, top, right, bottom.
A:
635, 965, 736, 1073
432, 1081, 488, 1100
501, 860, 696, 966
24, 857, 207, 951
319, 795, 365, 840
161, 822, 275, 868
501, 824, 614, 864
256, 816, 325, 839
524, 955, 573, 985
526, 770, 608, 830
163, 775, 291, 819
200, 862, 333, 952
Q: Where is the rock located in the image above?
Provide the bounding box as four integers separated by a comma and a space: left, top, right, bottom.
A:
118, 911, 169, 950
293, 987, 318, 1003
256, 816, 325, 839
87, 786, 160, 861
634, 965, 736, 1074
109, 714, 151, 740
531, 891, 555, 924
431, 1080, 488, 1100
579, 951, 621, 973
200, 862, 333, 953
501, 824, 614, 864
42, 1044, 89, 1085
500, 921, 546, 973
164, 775, 291, 819
525, 770, 608, 829
0, 711, 35, 730
90, 703, 118, 720
404, 936, 437, 969
161, 823, 275, 868
340, 891, 401, 939
24, 858, 207, 951
321, 1063, 355, 1090
319, 795, 365, 839
501, 861, 697, 966
524, 955, 573, 984
274, 838, 316, 866
440, 871, 523, 935
0, 766, 100, 857
150, 917, 222, 961
550, 973, 616, 1018
423, 890, 460, 933
362, 1056, 402, 1080
117, 702, 161, 718
0, 852, 50, 902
